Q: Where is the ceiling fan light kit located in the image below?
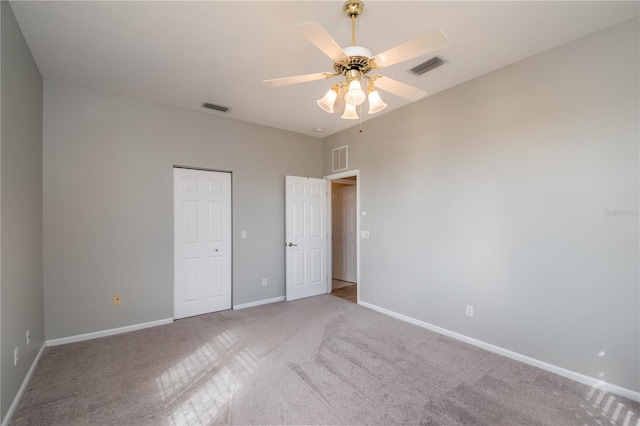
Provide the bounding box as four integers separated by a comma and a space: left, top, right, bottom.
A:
367, 88, 387, 114
264, 0, 448, 122
317, 85, 339, 113
341, 103, 360, 120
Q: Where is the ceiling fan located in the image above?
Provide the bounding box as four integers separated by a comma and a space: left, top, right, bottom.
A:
263, 0, 449, 120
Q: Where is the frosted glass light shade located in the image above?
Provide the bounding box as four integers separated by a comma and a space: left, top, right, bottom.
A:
367, 90, 388, 114
316, 88, 338, 113
341, 103, 359, 120
344, 80, 366, 106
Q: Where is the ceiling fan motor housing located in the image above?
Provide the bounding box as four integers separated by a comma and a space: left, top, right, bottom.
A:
334, 46, 374, 75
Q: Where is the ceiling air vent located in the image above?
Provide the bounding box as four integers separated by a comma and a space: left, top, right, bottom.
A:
203, 102, 231, 113
409, 56, 445, 76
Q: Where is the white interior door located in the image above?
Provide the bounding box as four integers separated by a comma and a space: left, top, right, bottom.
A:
174, 168, 231, 319
285, 176, 328, 301
332, 185, 357, 283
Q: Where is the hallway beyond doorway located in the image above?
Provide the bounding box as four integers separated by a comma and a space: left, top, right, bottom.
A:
331, 284, 356, 303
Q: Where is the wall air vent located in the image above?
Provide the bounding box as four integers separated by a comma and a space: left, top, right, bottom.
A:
203, 102, 231, 113
332, 145, 348, 172
409, 56, 445, 76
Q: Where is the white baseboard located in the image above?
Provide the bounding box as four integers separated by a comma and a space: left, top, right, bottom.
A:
358, 301, 640, 403
233, 296, 285, 310
46, 318, 174, 347
1, 343, 46, 426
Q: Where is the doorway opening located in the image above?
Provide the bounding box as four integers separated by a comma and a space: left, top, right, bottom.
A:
325, 170, 360, 304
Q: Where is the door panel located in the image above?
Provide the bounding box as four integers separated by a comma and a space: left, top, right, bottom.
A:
285, 176, 328, 301
208, 201, 223, 242
208, 256, 223, 297
174, 168, 231, 319
293, 250, 305, 287
310, 248, 323, 284
184, 258, 199, 301
293, 203, 305, 238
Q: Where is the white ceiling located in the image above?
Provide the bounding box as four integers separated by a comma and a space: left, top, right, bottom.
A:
9, 1, 639, 138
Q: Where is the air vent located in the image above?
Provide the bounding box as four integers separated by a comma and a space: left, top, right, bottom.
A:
410, 56, 445, 76
332, 145, 348, 172
203, 102, 231, 113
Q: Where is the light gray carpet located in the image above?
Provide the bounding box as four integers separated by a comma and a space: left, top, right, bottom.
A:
11, 295, 640, 425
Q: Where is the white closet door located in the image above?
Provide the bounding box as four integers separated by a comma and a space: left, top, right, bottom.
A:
174, 168, 231, 319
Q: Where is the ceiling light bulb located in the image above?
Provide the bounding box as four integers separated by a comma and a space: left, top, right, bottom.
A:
316, 87, 338, 113
341, 103, 359, 120
367, 90, 388, 114
344, 79, 366, 106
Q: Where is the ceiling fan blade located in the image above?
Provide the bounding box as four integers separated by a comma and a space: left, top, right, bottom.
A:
374, 76, 427, 102
263, 72, 333, 88
372, 29, 448, 69
295, 22, 347, 62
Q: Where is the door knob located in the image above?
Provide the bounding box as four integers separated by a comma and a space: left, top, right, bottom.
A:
287, 242, 297, 247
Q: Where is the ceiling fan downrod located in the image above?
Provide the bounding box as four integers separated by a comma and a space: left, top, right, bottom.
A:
343, 0, 363, 47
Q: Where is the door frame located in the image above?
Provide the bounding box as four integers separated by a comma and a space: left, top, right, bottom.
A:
324, 169, 360, 303
173, 166, 233, 318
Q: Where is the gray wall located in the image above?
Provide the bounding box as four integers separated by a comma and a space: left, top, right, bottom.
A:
43, 80, 323, 340
323, 18, 639, 392
1, 1, 44, 420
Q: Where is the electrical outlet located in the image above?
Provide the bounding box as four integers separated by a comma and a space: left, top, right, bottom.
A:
26, 329, 31, 345
466, 305, 474, 318
14, 347, 18, 366
262, 278, 267, 287
113, 294, 121, 305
